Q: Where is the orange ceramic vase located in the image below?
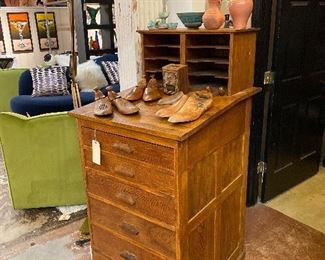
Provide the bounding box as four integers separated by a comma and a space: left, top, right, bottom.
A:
229, 0, 253, 30
203, 0, 225, 30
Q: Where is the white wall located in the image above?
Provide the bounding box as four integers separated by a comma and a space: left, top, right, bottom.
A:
115, 0, 162, 90
0, 7, 71, 68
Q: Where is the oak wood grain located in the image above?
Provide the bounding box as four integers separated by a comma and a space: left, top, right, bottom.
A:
70, 31, 260, 260
84, 148, 175, 196
69, 87, 260, 142
86, 169, 176, 225
89, 197, 176, 258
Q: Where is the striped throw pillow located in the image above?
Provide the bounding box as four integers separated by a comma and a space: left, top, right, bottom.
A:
101, 61, 119, 84
30, 66, 70, 97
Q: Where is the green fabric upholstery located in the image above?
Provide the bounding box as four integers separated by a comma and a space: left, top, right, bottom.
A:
0, 69, 26, 112
0, 112, 85, 209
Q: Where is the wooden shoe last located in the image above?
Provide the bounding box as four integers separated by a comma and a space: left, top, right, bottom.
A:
107, 87, 139, 115
168, 88, 213, 123
123, 77, 147, 101
143, 75, 161, 102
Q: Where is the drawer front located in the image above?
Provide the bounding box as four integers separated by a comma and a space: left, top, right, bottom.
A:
84, 148, 175, 196
92, 249, 111, 260
89, 197, 176, 258
92, 225, 166, 260
87, 169, 176, 225
81, 127, 174, 170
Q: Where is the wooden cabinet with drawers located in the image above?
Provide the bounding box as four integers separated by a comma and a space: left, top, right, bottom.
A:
69, 85, 260, 259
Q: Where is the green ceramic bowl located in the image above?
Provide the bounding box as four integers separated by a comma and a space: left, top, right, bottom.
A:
177, 12, 204, 29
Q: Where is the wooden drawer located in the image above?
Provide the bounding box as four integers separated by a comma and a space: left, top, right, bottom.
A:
84, 148, 175, 196
89, 197, 176, 258
92, 225, 167, 260
81, 127, 174, 170
87, 169, 176, 225
92, 249, 111, 260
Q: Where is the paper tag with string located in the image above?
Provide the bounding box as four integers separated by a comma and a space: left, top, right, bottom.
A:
92, 130, 101, 165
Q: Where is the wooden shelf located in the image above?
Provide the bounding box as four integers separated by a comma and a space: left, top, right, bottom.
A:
145, 69, 162, 73
139, 30, 257, 95
144, 56, 180, 62
187, 45, 230, 50
187, 58, 229, 65
86, 24, 115, 30
89, 48, 117, 55
189, 70, 229, 79
144, 44, 180, 49
84, 0, 112, 4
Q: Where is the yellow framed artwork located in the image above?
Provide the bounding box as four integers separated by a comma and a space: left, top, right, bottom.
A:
35, 12, 59, 51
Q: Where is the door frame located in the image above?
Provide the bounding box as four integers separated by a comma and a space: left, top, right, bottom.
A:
246, 0, 276, 206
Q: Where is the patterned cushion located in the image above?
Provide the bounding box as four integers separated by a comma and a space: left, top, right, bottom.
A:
101, 61, 119, 84
30, 66, 70, 97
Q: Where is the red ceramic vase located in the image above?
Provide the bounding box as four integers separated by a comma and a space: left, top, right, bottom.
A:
203, 0, 225, 30
229, 0, 253, 30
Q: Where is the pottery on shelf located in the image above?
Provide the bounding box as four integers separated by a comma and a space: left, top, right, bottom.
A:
177, 12, 204, 29
87, 6, 100, 25
203, 0, 225, 30
229, 0, 253, 30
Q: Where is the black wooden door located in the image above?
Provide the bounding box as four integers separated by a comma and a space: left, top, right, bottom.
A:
261, 0, 325, 201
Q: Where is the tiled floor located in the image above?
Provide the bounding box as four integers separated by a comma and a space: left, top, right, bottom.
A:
267, 167, 325, 234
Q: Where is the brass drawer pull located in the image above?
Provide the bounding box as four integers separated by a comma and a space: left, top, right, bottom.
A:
115, 166, 135, 178
115, 192, 136, 206
112, 142, 134, 154
120, 250, 137, 260
119, 222, 139, 236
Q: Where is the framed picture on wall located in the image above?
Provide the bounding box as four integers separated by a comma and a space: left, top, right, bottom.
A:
0, 18, 5, 54
7, 12, 33, 53
35, 12, 59, 51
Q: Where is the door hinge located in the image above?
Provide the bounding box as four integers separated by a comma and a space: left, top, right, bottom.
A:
257, 161, 267, 175
264, 71, 275, 85
257, 161, 267, 201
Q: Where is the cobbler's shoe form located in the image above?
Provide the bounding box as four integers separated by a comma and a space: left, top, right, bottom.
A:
143, 75, 161, 102
156, 94, 189, 118
123, 77, 147, 101
94, 88, 105, 100
157, 91, 184, 105
168, 87, 213, 123
107, 86, 139, 115
93, 89, 113, 116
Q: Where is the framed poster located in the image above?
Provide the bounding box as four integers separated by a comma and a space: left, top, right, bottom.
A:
7, 12, 33, 53
35, 12, 59, 51
0, 18, 5, 54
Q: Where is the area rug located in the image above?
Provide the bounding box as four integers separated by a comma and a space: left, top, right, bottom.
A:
245, 204, 325, 260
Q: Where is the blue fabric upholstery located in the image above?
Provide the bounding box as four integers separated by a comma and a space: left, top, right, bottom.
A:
94, 54, 118, 84
11, 67, 120, 116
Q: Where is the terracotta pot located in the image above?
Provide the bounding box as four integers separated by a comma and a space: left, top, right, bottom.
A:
229, 0, 253, 30
203, 0, 225, 30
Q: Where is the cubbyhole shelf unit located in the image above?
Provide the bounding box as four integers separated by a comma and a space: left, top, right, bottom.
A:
138, 28, 258, 95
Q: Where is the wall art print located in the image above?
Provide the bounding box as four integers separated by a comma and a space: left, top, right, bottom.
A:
0, 18, 5, 54
35, 12, 59, 51
7, 12, 33, 53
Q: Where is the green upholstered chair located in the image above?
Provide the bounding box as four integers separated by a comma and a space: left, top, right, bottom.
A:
0, 112, 85, 209
0, 69, 26, 112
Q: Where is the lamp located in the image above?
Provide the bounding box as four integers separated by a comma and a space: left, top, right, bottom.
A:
43, 0, 81, 108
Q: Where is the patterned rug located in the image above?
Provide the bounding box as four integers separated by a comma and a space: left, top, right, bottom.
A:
0, 147, 86, 250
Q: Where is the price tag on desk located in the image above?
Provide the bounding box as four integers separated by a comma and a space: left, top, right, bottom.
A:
92, 140, 101, 165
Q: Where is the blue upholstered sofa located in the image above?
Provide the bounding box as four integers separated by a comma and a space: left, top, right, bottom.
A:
11, 54, 120, 116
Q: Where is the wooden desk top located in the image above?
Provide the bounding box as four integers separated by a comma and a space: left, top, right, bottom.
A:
137, 28, 260, 34
69, 87, 260, 141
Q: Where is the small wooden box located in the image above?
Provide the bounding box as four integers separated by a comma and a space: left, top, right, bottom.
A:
162, 64, 189, 95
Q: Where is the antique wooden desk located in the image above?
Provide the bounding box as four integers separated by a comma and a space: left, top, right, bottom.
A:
69, 87, 260, 260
